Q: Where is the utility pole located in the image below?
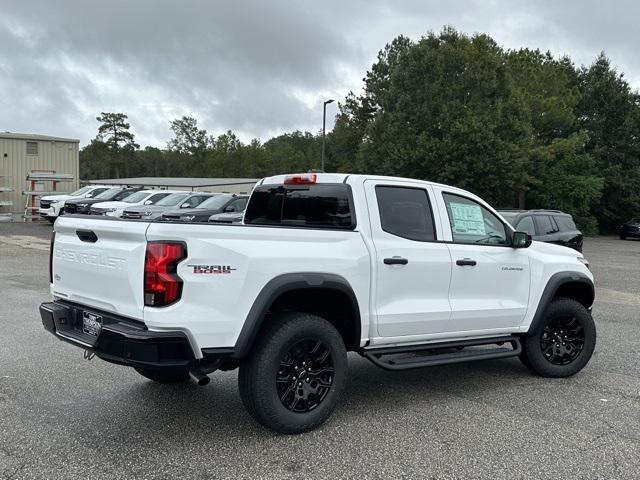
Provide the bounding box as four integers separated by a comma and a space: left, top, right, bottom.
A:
321, 99, 334, 171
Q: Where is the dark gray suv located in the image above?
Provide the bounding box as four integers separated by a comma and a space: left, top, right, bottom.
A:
498, 209, 583, 252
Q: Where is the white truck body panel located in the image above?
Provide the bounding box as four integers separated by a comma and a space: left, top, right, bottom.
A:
50, 173, 592, 358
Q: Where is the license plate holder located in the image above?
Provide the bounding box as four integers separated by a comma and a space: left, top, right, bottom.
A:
82, 311, 103, 337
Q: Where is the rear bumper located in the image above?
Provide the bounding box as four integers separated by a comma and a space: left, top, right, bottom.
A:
39, 301, 196, 368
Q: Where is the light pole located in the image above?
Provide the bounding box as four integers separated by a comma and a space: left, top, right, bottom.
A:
321, 99, 334, 171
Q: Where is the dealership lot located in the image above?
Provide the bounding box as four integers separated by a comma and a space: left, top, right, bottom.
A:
1, 223, 639, 479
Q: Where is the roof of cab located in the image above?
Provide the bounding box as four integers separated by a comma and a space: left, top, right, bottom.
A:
259, 173, 465, 194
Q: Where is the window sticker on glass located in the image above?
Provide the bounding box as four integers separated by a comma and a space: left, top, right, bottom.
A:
449, 202, 486, 235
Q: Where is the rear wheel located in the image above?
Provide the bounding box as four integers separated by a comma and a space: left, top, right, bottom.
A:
520, 298, 596, 377
134, 367, 190, 383
238, 312, 347, 434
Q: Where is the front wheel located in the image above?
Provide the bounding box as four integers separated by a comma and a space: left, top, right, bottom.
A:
520, 298, 596, 377
238, 312, 347, 434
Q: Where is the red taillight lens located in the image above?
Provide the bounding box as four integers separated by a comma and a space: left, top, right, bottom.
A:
284, 174, 317, 185
49, 231, 55, 283
144, 242, 186, 307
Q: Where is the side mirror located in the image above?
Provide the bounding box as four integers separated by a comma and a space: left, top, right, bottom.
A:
144, 200, 153, 205
180, 203, 190, 208
225, 206, 236, 213
512, 231, 532, 249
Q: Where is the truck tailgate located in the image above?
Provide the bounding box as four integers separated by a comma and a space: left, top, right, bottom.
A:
52, 217, 149, 319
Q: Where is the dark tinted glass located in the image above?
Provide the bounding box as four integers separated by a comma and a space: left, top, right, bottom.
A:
113, 190, 135, 201
245, 184, 353, 228
228, 198, 248, 211
515, 216, 536, 235
148, 193, 171, 204
554, 215, 577, 231
376, 186, 435, 241
86, 188, 108, 198
536, 215, 558, 234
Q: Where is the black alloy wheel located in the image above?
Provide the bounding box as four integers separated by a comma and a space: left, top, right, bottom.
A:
276, 339, 334, 413
520, 297, 596, 378
238, 312, 347, 433
540, 316, 585, 365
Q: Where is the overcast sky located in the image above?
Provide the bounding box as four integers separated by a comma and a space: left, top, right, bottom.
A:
1, 0, 639, 147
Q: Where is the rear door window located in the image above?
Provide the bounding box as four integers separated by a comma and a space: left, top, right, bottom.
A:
535, 215, 559, 235
375, 186, 436, 241
245, 184, 354, 229
554, 215, 577, 232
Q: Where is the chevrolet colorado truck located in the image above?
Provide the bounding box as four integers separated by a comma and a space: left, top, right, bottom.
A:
40, 173, 596, 434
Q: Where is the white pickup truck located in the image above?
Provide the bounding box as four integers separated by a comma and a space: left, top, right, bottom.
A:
40, 173, 596, 433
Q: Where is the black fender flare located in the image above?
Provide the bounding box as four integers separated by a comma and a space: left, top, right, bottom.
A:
527, 271, 594, 335
232, 272, 361, 359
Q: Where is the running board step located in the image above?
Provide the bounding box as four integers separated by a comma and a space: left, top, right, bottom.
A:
362, 336, 521, 371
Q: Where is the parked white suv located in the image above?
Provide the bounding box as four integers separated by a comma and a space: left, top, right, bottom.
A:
41, 173, 595, 434
89, 190, 179, 217
38, 185, 111, 222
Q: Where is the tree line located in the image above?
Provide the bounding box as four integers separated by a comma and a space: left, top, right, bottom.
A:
80, 27, 640, 234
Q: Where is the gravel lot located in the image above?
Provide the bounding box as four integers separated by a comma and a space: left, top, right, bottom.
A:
1, 222, 639, 479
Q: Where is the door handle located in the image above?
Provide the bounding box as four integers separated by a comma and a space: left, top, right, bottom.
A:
384, 257, 408, 265
76, 230, 98, 243
456, 258, 477, 266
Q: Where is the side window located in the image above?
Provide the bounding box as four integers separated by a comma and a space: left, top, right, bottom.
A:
536, 215, 558, 235
554, 215, 577, 232
148, 193, 170, 204
191, 196, 209, 207
229, 198, 247, 211
87, 188, 107, 198
375, 186, 436, 241
182, 196, 199, 208
515, 216, 536, 235
442, 193, 507, 245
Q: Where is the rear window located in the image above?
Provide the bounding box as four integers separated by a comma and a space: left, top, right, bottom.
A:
244, 184, 354, 229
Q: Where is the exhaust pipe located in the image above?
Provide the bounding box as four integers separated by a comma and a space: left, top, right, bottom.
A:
189, 368, 210, 386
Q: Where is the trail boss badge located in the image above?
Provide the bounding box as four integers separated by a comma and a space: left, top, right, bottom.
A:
188, 264, 236, 274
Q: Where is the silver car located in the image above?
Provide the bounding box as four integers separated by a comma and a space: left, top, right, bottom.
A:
121, 192, 214, 220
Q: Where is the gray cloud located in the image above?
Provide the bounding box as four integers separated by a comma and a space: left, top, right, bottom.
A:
1, 0, 638, 147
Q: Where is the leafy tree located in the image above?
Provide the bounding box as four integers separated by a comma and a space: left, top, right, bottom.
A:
576, 53, 640, 231
505, 49, 603, 231
95, 112, 139, 177
344, 28, 529, 206
167, 116, 209, 175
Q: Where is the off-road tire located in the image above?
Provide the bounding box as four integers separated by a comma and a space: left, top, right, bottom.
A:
134, 367, 190, 383
521, 298, 596, 377
238, 312, 348, 434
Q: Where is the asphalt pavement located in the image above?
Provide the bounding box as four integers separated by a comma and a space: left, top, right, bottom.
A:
0, 222, 638, 479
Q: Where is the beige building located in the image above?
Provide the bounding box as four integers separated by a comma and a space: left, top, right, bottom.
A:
0, 132, 79, 218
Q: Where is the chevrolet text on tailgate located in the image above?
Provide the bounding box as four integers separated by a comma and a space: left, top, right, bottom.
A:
41, 173, 596, 433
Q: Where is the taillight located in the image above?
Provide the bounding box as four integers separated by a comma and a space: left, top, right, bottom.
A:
49, 231, 55, 283
284, 174, 317, 185
144, 242, 186, 307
